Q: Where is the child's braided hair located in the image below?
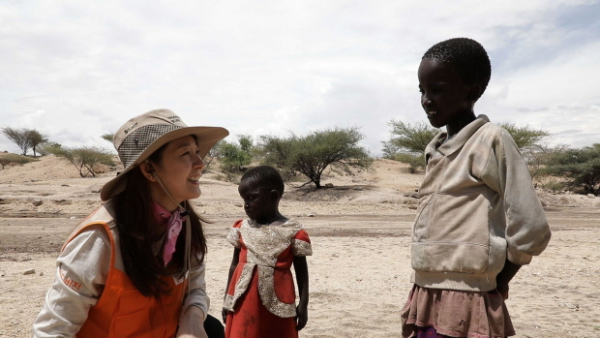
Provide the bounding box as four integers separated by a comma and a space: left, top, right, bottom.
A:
423, 37, 491, 100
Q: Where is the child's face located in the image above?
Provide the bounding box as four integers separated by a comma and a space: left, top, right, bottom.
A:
238, 178, 278, 222
418, 59, 475, 129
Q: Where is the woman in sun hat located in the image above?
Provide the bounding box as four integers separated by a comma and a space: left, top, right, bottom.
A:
32, 109, 228, 338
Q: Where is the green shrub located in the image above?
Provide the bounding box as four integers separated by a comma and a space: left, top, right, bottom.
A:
545, 144, 600, 196
393, 153, 425, 173
0, 153, 37, 169
541, 181, 564, 193
48, 145, 114, 177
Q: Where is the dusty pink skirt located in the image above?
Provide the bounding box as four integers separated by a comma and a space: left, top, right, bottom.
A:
400, 285, 515, 338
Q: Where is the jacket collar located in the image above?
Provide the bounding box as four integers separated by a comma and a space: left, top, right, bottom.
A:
425, 114, 490, 158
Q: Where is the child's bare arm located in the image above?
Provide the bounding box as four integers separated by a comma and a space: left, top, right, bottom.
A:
225, 248, 240, 291
293, 256, 309, 331
222, 248, 240, 323
496, 258, 521, 300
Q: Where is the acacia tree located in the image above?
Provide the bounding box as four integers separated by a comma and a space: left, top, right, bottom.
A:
2, 127, 31, 155
27, 130, 48, 157
381, 120, 440, 172
383, 119, 549, 175
260, 127, 371, 188
259, 134, 294, 171
544, 144, 600, 196
48, 143, 115, 177
495, 122, 549, 179
496, 122, 549, 149
101, 133, 114, 143
203, 140, 221, 172
1, 127, 48, 156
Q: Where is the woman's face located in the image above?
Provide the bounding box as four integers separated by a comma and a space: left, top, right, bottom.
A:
150, 135, 205, 210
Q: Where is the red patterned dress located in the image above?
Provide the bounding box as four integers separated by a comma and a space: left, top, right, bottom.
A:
224, 219, 312, 338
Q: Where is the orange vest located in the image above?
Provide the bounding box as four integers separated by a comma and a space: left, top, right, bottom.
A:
64, 206, 187, 337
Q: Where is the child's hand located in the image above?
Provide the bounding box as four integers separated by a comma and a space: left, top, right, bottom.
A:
496, 281, 509, 300
496, 259, 521, 300
221, 308, 228, 324
295, 305, 308, 331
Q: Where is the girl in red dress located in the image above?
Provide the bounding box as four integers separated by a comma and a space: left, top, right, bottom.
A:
222, 166, 311, 338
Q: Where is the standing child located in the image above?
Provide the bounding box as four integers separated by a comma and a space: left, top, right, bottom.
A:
222, 166, 311, 338
401, 38, 552, 338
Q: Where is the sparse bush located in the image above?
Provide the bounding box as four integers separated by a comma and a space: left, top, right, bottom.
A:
48, 144, 115, 177
0, 153, 37, 169
212, 173, 228, 182
36, 142, 59, 156
216, 135, 253, 173
383, 119, 550, 178
393, 153, 424, 173
544, 143, 600, 196
541, 180, 564, 193
382, 120, 440, 170
496, 122, 549, 150
383, 120, 439, 156
496, 122, 550, 179
202, 141, 222, 173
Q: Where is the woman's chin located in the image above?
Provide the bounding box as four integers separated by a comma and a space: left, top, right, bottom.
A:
180, 189, 201, 202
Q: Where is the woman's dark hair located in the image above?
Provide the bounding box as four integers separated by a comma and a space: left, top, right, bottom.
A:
241, 165, 285, 196
112, 141, 207, 298
422, 37, 491, 100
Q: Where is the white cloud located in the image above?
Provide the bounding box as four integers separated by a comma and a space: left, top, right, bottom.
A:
1, 0, 599, 155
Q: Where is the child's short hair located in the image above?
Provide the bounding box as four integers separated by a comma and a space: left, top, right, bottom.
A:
241, 165, 285, 196
422, 37, 491, 100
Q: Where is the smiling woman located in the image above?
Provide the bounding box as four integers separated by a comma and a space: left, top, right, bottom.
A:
31, 109, 229, 338
143, 135, 206, 210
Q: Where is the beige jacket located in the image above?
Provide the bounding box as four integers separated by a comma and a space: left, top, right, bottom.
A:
411, 115, 551, 292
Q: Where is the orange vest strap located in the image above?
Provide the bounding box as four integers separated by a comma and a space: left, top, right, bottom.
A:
70, 219, 184, 337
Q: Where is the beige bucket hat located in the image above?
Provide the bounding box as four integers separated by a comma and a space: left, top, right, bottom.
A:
100, 109, 229, 201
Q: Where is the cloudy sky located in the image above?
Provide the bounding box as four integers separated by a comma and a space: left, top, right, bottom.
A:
1, 0, 599, 156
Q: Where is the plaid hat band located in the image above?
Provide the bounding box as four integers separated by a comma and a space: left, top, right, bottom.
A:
118, 124, 182, 169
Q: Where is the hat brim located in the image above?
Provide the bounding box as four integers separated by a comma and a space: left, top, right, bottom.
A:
100, 126, 229, 201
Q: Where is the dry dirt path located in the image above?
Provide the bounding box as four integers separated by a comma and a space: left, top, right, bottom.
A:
1, 209, 599, 337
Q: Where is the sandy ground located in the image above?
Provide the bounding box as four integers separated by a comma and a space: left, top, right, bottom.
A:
1, 156, 599, 337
